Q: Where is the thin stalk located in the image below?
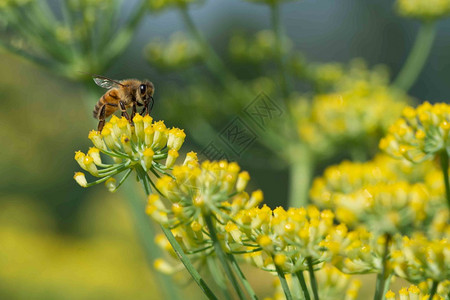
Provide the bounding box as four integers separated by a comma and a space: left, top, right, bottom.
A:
382, 274, 393, 299
307, 258, 319, 300
393, 22, 436, 92
207, 257, 232, 300
228, 254, 259, 300
440, 150, 450, 210
204, 214, 246, 300
373, 234, 391, 300
428, 281, 439, 300
136, 166, 152, 194
121, 180, 181, 300
137, 169, 218, 300
112, 168, 133, 191
288, 147, 314, 208
270, 2, 290, 102
274, 261, 292, 300
177, 5, 234, 85
0, 39, 55, 70
160, 226, 218, 300
295, 270, 311, 300
103, 0, 148, 65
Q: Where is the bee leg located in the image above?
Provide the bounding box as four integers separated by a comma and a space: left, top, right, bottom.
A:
119, 100, 133, 126
131, 103, 137, 119
140, 103, 147, 116
97, 105, 106, 132
149, 96, 154, 112
141, 97, 153, 116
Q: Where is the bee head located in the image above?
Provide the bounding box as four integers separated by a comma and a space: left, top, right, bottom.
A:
136, 80, 154, 104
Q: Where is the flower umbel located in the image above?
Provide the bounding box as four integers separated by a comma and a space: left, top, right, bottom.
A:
380, 102, 450, 163
228, 205, 336, 273
392, 233, 450, 284
146, 160, 258, 227
73, 115, 186, 192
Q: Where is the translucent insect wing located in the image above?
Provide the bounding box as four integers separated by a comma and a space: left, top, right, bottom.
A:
93, 76, 121, 89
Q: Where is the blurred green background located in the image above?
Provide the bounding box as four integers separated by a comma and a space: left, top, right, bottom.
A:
0, 0, 448, 298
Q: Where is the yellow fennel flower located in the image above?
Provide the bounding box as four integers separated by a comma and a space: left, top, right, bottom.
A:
380, 102, 450, 163
73, 115, 187, 192
392, 234, 450, 284
228, 205, 337, 273
146, 160, 258, 228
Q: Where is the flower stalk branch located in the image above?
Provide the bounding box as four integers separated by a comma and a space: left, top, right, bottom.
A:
274, 259, 293, 300
177, 4, 234, 85
307, 257, 320, 300
374, 234, 391, 300
393, 21, 436, 91
137, 169, 218, 300
440, 150, 450, 210
295, 271, 311, 300
204, 213, 246, 300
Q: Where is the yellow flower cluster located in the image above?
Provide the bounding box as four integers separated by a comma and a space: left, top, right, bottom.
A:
298, 89, 406, 154
335, 182, 432, 234
427, 209, 450, 239
306, 62, 344, 90
295, 62, 409, 158
266, 265, 361, 300
323, 225, 387, 274
380, 102, 450, 163
396, 0, 450, 20
74, 115, 185, 190
145, 32, 203, 70
392, 234, 450, 284
226, 205, 336, 273
385, 284, 444, 300
229, 30, 292, 63
311, 155, 440, 234
146, 159, 258, 227
310, 154, 433, 209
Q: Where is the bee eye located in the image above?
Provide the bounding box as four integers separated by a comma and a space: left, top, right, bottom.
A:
139, 84, 146, 94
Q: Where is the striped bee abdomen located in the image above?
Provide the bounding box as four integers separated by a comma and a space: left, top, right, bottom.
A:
93, 89, 120, 119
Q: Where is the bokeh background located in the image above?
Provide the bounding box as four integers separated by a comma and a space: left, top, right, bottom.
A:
0, 0, 449, 298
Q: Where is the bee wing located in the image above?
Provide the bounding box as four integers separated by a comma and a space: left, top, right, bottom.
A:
92, 75, 124, 89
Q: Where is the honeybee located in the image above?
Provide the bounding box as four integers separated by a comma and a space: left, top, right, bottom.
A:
92, 75, 155, 132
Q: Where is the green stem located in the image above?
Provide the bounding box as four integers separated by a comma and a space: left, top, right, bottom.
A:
121, 180, 181, 300
228, 254, 259, 300
177, 4, 234, 85
206, 256, 232, 300
440, 150, 450, 210
295, 271, 311, 300
382, 274, 393, 299
393, 22, 436, 92
102, 0, 149, 67
204, 214, 246, 300
270, 1, 290, 102
428, 280, 439, 300
137, 169, 218, 300
288, 147, 314, 208
307, 258, 319, 300
112, 168, 133, 191
274, 261, 292, 300
373, 234, 391, 300
160, 226, 218, 300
